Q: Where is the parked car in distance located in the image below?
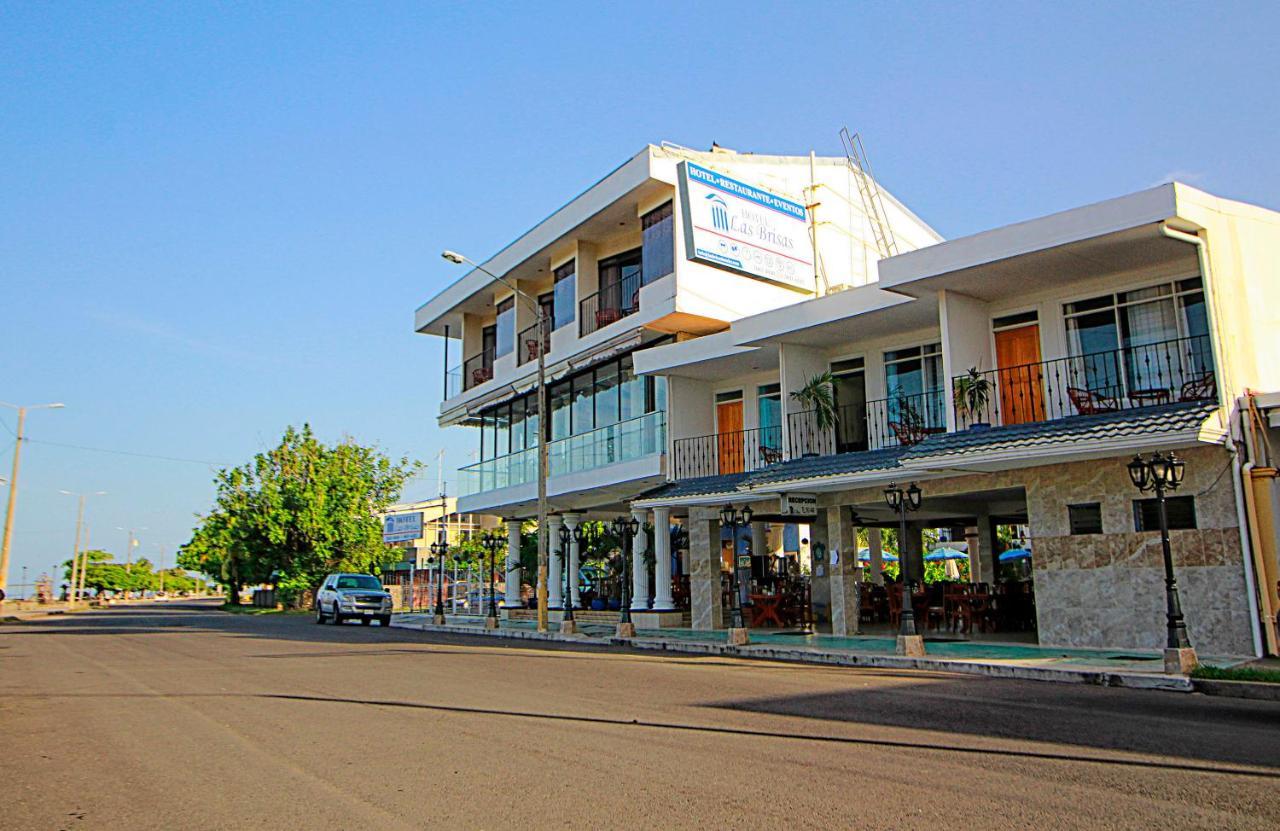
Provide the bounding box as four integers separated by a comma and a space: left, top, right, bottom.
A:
315, 573, 393, 626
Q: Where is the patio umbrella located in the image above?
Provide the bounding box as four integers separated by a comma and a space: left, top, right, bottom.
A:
999, 547, 1032, 562
856, 547, 899, 563
923, 547, 969, 562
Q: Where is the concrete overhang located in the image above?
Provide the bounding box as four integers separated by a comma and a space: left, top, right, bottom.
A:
732, 284, 937, 349
415, 146, 669, 336
633, 331, 778, 380
878, 184, 1203, 301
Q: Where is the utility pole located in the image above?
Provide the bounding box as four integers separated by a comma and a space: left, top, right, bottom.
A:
68, 494, 84, 605
0, 401, 65, 594
76, 522, 90, 601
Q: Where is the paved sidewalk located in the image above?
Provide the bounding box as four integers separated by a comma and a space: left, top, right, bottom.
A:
390, 613, 1246, 692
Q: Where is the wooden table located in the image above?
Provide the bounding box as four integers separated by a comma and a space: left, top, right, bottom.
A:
748, 593, 785, 627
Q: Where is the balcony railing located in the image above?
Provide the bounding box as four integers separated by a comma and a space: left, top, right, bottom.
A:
672, 425, 783, 480
579, 274, 640, 338
788, 389, 947, 457
445, 365, 461, 400
952, 335, 1215, 429
458, 411, 666, 497
462, 347, 496, 392
516, 321, 550, 366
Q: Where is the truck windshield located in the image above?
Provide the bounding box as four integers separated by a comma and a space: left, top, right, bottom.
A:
335, 576, 382, 591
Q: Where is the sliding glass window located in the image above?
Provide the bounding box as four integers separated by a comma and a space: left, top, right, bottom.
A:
642, 202, 674, 286
552, 260, 575, 331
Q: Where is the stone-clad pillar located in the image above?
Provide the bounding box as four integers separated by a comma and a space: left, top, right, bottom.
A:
808, 517, 831, 626
631, 508, 650, 610
827, 505, 862, 636
563, 513, 582, 606
868, 527, 885, 586
688, 508, 723, 631
975, 510, 996, 585
652, 506, 675, 610
503, 519, 523, 608
547, 514, 564, 609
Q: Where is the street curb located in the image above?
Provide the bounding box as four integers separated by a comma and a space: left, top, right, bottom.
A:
393, 620, 1195, 692
1191, 678, 1280, 702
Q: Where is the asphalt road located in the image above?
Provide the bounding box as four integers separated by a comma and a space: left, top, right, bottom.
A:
2, 601, 1277, 830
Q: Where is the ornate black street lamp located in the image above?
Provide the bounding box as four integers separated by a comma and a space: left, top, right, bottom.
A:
718, 504, 753, 631
429, 532, 448, 623
611, 515, 640, 627
480, 531, 503, 627
557, 523, 575, 627
884, 482, 922, 640
1128, 452, 1195, 657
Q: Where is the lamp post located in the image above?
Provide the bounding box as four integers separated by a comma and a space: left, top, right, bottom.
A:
718, 505, 753, 646
1127, 452, 1198, 673
611, 515, 639, 638
0, 402, 65, 595
481, 531, 503, 630
558, 524, 577, 635
443, 250, 551, 633
884, 482, 925, 656
429, 533, 448, 626
58, 489, 106, 605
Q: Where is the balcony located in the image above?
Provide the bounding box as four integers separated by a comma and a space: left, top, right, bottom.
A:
580, 273, 640, 338
671, 426, 784, 480
516, 321, 551, 366
457, 411, 666, 497
453, 347, 496, 393
952, 335, 1215, 429
787, 389, 946, 458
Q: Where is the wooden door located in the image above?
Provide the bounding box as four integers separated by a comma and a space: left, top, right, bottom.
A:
716, 400, 744, 474
994, 324, 1045, 424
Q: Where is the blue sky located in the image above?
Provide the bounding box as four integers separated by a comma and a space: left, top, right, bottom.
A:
2, 1, 1277, 589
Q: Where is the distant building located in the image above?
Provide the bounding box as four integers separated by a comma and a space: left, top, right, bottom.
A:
378, 498, 500, 572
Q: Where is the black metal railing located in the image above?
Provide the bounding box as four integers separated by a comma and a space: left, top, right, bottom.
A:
579, 274, 640, 338
462, 347, 496, 391
788, 389, 946, 457
952, 334, 1215, 429
671, 425, 784, 480
516, 321, 550, 366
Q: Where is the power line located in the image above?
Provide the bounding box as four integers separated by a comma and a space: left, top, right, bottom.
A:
23, 438, 226, 467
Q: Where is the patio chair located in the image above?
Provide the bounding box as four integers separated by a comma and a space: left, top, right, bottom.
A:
1179, 371, 1216, 402
471, 366, 493, 387
1067, 386, 1120, 415
760, 445, 783, 465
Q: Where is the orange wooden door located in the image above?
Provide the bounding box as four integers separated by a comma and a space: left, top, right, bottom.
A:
716, 400, 744, 474
994, 324, 1045, 424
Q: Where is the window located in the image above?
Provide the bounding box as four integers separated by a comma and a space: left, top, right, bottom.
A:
884, 343, 944, 428
993, 310, 1038, 330
831, 358, 867, 452
1064, 279, 1212, 396
599, 249, 643, 313
495, 297, 515, 358
571, 372, 595, 435
1068, 503, 1103, 535
642, 202, 674, 285
481, 325, 497, 364
1133, 496, 1197, 531
757, 384, 782, 450
552, 260, 575, 330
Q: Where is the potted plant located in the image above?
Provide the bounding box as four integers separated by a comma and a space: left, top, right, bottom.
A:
953, 367, 993, 430
789, 371, 837, 456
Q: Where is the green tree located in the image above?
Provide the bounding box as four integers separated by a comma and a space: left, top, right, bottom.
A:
178, 424, 418, 606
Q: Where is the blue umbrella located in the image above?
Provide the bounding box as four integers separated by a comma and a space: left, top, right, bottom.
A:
856, 547, 899, 563
924, 547, 969, 562
999, 547, 1032, 562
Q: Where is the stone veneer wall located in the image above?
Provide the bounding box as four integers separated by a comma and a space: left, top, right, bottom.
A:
822, 444, 1255, 656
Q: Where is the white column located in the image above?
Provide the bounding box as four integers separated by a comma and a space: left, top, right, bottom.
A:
652, 507, 675, 610
563, 513, 582, 606
503, 519, 522, 608
869, 527, 884, 586
631, 507, 650, 610
547, 514, 564, 609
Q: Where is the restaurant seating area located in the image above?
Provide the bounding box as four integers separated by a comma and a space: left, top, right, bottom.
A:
863, 580, 1036, 635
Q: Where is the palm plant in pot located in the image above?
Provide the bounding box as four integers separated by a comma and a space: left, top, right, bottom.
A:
953, 367, 993, 430
789, 371, 837, 456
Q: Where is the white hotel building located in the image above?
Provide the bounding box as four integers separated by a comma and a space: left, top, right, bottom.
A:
415, 142, 1280, 657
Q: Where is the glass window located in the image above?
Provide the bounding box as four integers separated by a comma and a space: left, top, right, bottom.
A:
599, 249, 643, 314
884, 343, 943, 429
495, 297, 515, 357
494, 404, 510, 457
553, 261, 575, 331
510, 398, 526, 453
757, 383, 782, 451
648, 375, 667, 415
620, 355, 646, 421
1134, 496, 1197, 531
572, 372, 595, 435
550, 380, 571, 442
1068, 503, 1103, 535
831, 360, 867, 453
642, 202, 674, 285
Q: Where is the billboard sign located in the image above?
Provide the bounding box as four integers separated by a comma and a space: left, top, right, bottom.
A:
679, 161, 813, 292
382, 512, 423, 543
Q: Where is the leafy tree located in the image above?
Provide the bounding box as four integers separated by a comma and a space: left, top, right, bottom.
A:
178, 424, 418, 606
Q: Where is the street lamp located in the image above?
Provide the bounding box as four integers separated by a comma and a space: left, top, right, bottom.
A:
718, 504, 753, 645
443, 250, 552, 633
480, 531, 503, 629
1127, 452, 1197, 672
610, 515, 640, 638
58, 488, 106, 605
0, 401, 65, 596
884, 482, 924, 656
429, 532, 448, 625
558, 523, 577, 634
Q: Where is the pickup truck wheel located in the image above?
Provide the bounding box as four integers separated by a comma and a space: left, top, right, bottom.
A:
378, 615, 392, 627
360, 617, 371, 626
330, 603, 343, 625
315, 605, 326, 624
